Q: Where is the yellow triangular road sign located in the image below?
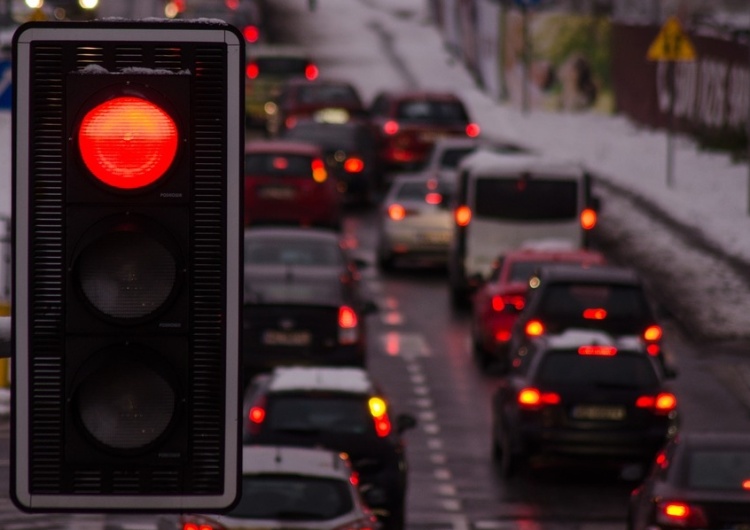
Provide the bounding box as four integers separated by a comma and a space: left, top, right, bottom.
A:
647, 17, 696, 62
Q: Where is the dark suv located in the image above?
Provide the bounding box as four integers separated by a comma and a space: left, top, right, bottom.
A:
242, 366, 417, 530
492, 329, 679, 478
508, 264, 668, 372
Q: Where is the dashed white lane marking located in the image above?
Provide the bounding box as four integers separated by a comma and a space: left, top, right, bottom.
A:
437, 484, 457, 496
441, 498, 462, 511
413, 385, 430, 396
428, 437, 444, 450
414, 398, 433, 408
410, 373, 426, 385
430, 453, 447, 464
419, 410, 436, 422
434, 468, 452, 480
423, 422, 440, 435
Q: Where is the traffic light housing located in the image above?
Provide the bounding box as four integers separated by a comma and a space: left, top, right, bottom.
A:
12, 21, 244, 512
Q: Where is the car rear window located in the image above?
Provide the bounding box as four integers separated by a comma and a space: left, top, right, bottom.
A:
474, 177, 578, 220
245, 153, 313, 177
267, 395, 374, 435
284, 125, 360, 150
395, 180, 451, 201
253, 57, 310, 76
230, 475, 353, 519
245, 238, 344, 267
686, 450, 750, 490
298, 85, 361, 105
396, 100, 469, 123
536, 351, 659, 387
538, 283, 651, 320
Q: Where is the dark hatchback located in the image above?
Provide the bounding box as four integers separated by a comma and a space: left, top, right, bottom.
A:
282, 118, 380, 205
243, 366, 418, 530
242, 227, 376, 378
492, 329, 679, 478
628, 431, 750, 530
509, 264, 668, 371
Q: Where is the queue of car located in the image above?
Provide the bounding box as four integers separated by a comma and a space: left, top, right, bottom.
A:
241, 55, 750, 530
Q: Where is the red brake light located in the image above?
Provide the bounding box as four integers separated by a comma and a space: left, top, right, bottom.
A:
580, 208, 597, 230
636, 392, 677, 414
305, 64, 319, 80
339, 306, 358, 329
465, 123, 481, 137
246, 62, 259, 79
577, 345, 617, 356
743, 479, 750, 490
368, 397, 392, 437
311, 158, 328, 182
387, 204, 406, 221
383, 120, 399, 135
518, 387, 560, 408
248, 406, 265, 424
243, 25, 259, 43
491, 296, 505, 312
643, 324, 663, 342
78, 96, 178, 189
454, 205, 472, 227
425, 192, 442, 205
582, 307, 607, 320
182, 517, 224, 530
657, 502, 708, 527
343, 157, 365, 173
525, 319, 544, 337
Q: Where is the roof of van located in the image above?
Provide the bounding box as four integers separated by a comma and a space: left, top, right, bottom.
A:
457, 150, 585, 178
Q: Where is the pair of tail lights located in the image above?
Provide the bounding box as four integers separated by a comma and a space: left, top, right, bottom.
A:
246, 62, 319, 80
491, 295, 525, 313
381, 121, 480, 137
517, 387, 677, 413
453, 206, 597, 230
247, 395, 391, 438
656, 501, 709, 527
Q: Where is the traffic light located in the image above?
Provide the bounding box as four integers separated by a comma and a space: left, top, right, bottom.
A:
11, 20, 244, 512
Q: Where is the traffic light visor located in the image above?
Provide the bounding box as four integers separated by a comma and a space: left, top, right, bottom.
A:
78, 96, 179, 189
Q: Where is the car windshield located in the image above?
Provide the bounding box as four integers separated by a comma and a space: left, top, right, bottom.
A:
254, 57, 310, 76
229, 475, 353, 519
396, 100, 468, 123
245, 238, 344, 267
284, 125, 360, 150
536, 351, 659, 387
685, 449, 750, 490
474, 177, 579, 220
538, 283, 651, 320
245, 153, 313, 177
267, 394, 374, 435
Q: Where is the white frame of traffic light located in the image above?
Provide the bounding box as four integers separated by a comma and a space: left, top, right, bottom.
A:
12, 21, 244, 512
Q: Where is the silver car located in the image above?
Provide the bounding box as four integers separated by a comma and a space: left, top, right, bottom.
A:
376, 175, 454, 271
177, 445, 380, 530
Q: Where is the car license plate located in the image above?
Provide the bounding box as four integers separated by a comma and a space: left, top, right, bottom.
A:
571, 405, 626, 421
257, 186, 296, 200
262, 330, 312, 346
418, 131, 447, 142
420, 231, 451, 244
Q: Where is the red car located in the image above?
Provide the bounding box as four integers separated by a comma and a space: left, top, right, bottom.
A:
244, 140, 342, 229
368, 90, 480, 171
470, 246, 606, 371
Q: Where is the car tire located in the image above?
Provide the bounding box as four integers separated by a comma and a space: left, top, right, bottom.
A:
492, 421, 522, 479
450, 286, 469, 310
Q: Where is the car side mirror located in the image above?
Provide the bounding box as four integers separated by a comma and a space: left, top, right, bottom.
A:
396, 413, 417, 434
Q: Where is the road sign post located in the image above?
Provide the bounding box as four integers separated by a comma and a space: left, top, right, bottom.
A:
647, 16, 696, 189
12, 20, 244, 513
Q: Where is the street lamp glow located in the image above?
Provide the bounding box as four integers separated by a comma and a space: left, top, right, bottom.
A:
25, 0, 43, 9
79, 0, 98, 9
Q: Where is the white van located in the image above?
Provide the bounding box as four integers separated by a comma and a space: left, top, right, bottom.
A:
447, 151, 598, 307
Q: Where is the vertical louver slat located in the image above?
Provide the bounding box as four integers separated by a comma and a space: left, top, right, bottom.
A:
29, 44, 66, 493
190, 45, 227, 493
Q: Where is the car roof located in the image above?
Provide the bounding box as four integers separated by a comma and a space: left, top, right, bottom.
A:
677, 430, 750, 450
244, 139, 323, 156
458, 150, 585, 178
533, 264, 642, 285
267, 366, 375, 394
241, 445, 351, 479
247, 44, 312, 60
504, 246, 606, 263
244, 226, 341, 243
375, 90, 464, 102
